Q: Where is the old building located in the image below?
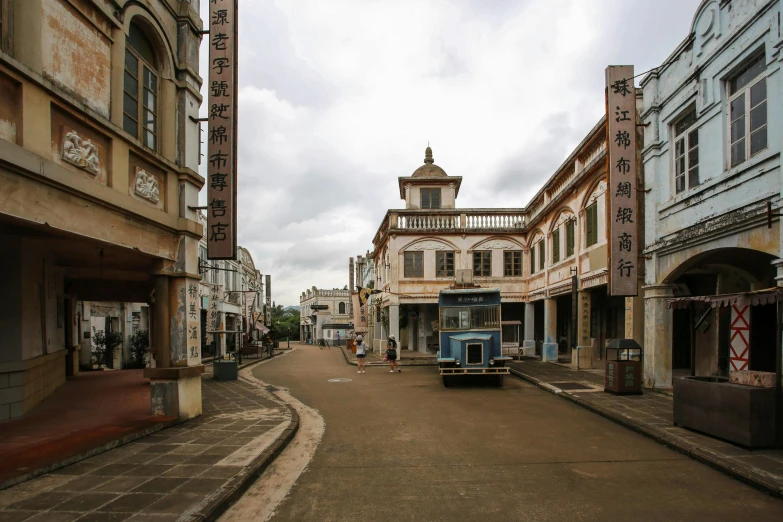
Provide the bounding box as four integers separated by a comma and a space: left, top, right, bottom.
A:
370, 134, 645, 365
0, 0, 205, 420
641, 0, 782, 389
197, 212, 265, 357
300, 288, 352, 344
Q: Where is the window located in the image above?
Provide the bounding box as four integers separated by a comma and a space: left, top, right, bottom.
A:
504, 251, 522, 276
404, 251, 423, 278
440, 306, 500, 330
124, 22, 158, 150
441, 308, 470, 330
585, 202, 598, 247
338, 302, 346, 314
198, 246, 208, 275
674, 111, 699, 193
552, 228, 561, 264
421, 188, 441, 209
538, 240, 545, 271
729, 53, 767, 167
530, 244, 536, 274
0, 0, 11, 54
473, 251, 491, 277
436, 251, 455, 277
566, 219, 575, 257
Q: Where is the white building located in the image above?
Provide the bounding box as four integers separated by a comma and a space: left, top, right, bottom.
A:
300, 288, 352, 344
641, 0, 782, 389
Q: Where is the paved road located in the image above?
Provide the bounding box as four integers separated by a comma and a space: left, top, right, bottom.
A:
248, 344, 783, 521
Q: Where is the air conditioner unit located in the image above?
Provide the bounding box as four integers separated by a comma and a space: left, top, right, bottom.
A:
455, 269, 473, 284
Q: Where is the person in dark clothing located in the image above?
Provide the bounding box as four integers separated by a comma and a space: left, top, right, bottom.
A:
386, 335, 400, 373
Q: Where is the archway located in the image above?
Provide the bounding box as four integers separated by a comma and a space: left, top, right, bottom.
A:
664, 248, 777, 378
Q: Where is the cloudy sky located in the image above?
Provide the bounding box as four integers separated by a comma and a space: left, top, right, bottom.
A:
198, 0, 702, 306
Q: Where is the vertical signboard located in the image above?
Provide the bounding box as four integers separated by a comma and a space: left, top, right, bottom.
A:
265, 274, 272, 327
352, 293, 368, 332
207, 0, 238, 259
208, 284, 222, 345
606, 66, 638, 296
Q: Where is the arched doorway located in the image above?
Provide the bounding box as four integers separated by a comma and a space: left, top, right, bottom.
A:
665, 248, 777, 378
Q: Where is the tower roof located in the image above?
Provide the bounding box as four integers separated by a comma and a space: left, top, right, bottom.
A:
411, 146, 448, 178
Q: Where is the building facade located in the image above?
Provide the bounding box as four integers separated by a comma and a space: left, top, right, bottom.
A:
641, 0, 782, 389
300, 288, 352, 344
371, 132, 644, 366
197, 212, 265, 357
0, 0, 205, 420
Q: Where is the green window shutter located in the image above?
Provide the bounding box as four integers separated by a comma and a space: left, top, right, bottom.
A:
566, 220, 575, 257
530, 245, 536, 274
539, 240, 545, 271
552, 229, 560, 264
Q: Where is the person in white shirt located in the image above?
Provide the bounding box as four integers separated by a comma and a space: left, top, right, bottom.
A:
355, 335, 367, 374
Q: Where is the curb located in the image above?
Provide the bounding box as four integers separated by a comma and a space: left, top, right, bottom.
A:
338, 344, 437, 367
509, 367, 783, 499
0, 417, 182, 491
187, 404, 300, 522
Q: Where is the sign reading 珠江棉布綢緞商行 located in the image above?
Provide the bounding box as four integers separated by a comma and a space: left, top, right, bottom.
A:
207, 0, 238, 260
606, 65, 638, 297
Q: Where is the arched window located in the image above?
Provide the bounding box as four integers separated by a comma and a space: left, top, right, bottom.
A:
124, 21, 158, 150
339, 302, 346, 314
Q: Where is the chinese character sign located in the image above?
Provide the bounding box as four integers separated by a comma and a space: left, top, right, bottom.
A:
606, 65, 638, 296
352, 293, 368, 332
265, 274, 272, 327
207, 0, 238, 259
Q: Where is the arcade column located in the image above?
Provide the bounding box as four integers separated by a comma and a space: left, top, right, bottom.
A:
643, 284, 674, 390
522, 301, 535, 356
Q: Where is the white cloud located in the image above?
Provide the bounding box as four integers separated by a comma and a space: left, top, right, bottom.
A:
198, 0, 701, 305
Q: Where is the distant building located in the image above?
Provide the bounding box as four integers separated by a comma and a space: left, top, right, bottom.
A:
300, 288, 352, 344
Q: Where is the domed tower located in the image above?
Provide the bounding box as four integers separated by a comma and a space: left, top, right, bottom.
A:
398, 146, 462, 210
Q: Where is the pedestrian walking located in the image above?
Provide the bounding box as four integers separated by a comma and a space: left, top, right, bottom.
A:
356, 335, 367, 373
386, 335, 400, 373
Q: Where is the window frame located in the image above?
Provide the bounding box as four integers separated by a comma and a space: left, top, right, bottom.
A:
585, 202, 598, 247
473, 250, 492, 277
404, 251, 424, 278
436, 251, 455, 278
565, 219, 575, 258
538, 239, 545, 271
552, 228, 561, 264
0, 0, 13, 54
503, 251, 522, 277
728, 53, 767, 167
124, 24, 159, 151
530, 244, 536, 274
338, 302, 346, 314
420, 188, 442, 209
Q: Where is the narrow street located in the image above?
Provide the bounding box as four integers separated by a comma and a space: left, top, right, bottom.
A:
228, 344, 783, 521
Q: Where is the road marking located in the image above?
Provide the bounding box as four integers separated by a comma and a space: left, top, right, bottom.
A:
218, 351, 325, 522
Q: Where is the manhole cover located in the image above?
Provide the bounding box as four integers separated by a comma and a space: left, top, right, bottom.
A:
550, 382, 593, 391
328, 378, 352, 383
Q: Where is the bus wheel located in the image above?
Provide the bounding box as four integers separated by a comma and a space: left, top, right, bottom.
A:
494, 375, 504, 387
442, 376, 453, 388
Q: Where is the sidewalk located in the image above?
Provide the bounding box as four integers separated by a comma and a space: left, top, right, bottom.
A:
509, 359, 783, 498
0, 357, 298, 522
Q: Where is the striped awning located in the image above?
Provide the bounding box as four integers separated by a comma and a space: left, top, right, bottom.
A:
666, 288, 783, 309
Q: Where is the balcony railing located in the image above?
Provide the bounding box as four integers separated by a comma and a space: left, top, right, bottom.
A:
393, 209, 525, 233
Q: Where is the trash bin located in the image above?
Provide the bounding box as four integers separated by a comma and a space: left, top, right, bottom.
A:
604, 338, 642, 395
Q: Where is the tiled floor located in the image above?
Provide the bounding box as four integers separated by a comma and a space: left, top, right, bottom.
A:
0, 370, 174, 487
509, 359, 783, 495
0, 367, 291, 522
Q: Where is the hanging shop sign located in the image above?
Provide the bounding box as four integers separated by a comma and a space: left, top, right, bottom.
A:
207, 0, 238, 259
606, 65, 638, 297
265, 274, 272, 327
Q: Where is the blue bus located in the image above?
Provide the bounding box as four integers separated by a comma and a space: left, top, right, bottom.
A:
437, 287, 511, 387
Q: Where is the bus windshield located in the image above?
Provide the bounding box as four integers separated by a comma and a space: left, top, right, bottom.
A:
440, 306, 500, 330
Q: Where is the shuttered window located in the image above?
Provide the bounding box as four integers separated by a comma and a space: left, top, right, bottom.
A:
552, 228, 560, 264
586, 202, 598, 247
404, 252, 424, 278
566, 219, 575, 257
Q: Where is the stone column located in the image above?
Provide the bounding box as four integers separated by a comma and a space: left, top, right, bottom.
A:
522, 301, 535, 355
625, 294, 645, 347
643, 284, 674, 389
153, 276, 171, 368
576, 290, 593, 368
543, 298, 558, 362
389, 304, 400, 349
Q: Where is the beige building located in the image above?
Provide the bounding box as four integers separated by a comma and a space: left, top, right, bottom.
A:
300, 288, 352, 344
0, 0, 206, 420
371, 129, 644, 367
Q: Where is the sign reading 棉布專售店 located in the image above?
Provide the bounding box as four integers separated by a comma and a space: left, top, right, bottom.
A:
606, 65, 638, 297
265, 275, 271, 327
207, 0, 238, 260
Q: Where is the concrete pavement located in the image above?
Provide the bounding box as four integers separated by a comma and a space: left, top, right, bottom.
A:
247, 342, 783, 521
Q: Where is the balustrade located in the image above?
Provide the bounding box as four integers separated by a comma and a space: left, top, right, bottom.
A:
395, 210, 524, 232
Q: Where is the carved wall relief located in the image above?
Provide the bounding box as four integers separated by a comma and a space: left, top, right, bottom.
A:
473, 239, 520, 250
62, 130, 100, 175
134, 168, 160, 204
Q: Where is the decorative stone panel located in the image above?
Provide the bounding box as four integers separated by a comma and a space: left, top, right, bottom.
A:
62, 130, 100, 175
134, 168, 161, 204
